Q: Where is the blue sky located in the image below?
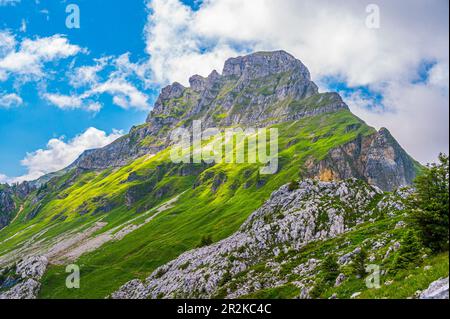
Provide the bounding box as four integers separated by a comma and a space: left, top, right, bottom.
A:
0, 0, 156, 179
0, 0, 448, 183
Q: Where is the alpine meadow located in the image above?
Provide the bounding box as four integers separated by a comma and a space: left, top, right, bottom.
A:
0, 0, 448, 304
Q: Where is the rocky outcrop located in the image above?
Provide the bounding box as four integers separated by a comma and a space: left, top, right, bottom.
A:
0, 256, 48, 299
68, 51, 341, 171
15, 256, 48, 279
146, 50, 321, 128
419, 277, 449, 299
307, 128, 419, 191
0, 279, 41, 299
112, 179, 393, 299
0, 186, 16, 229
1, 181, 36, 229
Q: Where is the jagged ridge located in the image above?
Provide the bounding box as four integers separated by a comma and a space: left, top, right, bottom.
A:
71, 51, 344, 170
69, 50, 418, 191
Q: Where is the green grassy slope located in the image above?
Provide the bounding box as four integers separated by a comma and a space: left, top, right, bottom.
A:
0, 110, 375, 298
241, 212, 449, 300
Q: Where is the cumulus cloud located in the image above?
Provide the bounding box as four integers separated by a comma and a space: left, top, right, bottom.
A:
44, 53, 152, 111
0, 34, 84, 80
44, 79, 149, 111
145, 0, 448, 86
143, 0, 449, 163
0, 92, 22, 108
68, 57, 109, 88
0, 31, 16, 56
345, 79, 449, 164
145, 0, 244, 85
6, 127, 123, 183
112, 53, 152, 87
87, 78, 150, 110
42, 93, 83, 109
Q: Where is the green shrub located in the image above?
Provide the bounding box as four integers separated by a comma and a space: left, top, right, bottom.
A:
409, 153, 449, 253
218, 272, 232, 287
352, 248, 367, 278
197, 234, 213, 248
288, 180, 300, 192
309, 278, 326, 298
392, 229, 422, 270
321, 254, 339, 283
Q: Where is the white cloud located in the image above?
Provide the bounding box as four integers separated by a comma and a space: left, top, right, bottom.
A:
44, 78, 149, 111
0, 92, 22, 108
87, 79, 149, 110
144, 0, 449, 163
145, 0, 243, 85
68, 57, 109, 88
145, 0, 448, 86
0, 34, 84, 80
112, 53, 151, 86
346, 79, 449, 164
0, 0, 20, 6
86, 101, 102, 112
58, 54, 152, 111
0, 173, 9, 184
43, 93, 83, 110
43, 92, 103, 112
0, 31, 16, 56
7, 127, 123, 183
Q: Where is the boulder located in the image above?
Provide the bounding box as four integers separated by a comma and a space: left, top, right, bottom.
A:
419, 277, 449, 299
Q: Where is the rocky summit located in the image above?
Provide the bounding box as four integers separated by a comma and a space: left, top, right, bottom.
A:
69, 50, 418, 191
0, 51, 445, 300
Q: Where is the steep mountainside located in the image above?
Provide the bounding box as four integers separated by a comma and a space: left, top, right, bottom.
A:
69, 51, 419, 191
0, 183, 33, 229
111, 179, 448, 300
0, 51, 426, 299
112, 179, 392, 299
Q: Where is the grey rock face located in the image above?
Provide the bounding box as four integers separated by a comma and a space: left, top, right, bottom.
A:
112, 179, 387, 299
189, 75, 207, 92
338, 247, 361, 265
16, 256, 48, 279
110, 279, 148, 299
0, 279, 40, 299
0, 256, 48, 299
222, 50, 310, 81
0, 181, 37, 229
335, 273, 346, 287
70, 123, 162, 170
307, 128, 419, 191
0, 187, 16, 229
70, 51, 331, 171
419, 277, 449, 299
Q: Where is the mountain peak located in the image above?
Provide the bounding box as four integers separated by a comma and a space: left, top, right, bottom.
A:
148, 50, 320, 125
68, 50, 417, 190
222, 50, 311, 81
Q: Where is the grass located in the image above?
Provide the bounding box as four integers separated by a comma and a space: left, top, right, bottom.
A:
235, 205, 448, 300
242, 283, 300, 299
358, 252, 449, 299
1, 110, 381, 298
